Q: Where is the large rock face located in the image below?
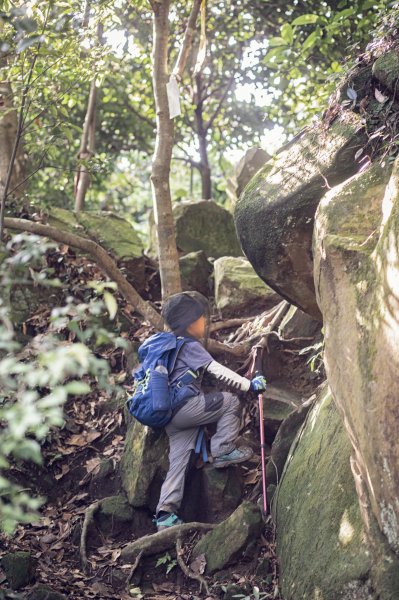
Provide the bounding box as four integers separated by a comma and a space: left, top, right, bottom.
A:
275, 384, 399, 600
234, 112, 366, 319
313, 160, 399, 559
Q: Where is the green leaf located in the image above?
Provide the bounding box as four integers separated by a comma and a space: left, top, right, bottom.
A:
291, 14, 320, 26
280, 23, 293, 44
16, 35, 44, 53
268, 36, 287, 47
302, 30, 318, 51
65, 381, 91, 395
103, 291, 118, 320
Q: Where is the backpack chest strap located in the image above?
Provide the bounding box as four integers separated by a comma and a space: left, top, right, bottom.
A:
174, 368, 198, 389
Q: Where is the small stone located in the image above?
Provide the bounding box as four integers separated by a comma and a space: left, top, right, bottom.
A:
95, 495, 136, 537
1, 551, 36, 590
223, 582, 252, 600
28, 584, 67, 600
192, 501, 263, 574
255, 556, 271, 578
99, 495, 134, 521
179, 250, 213, 296
214, 256, 279, 317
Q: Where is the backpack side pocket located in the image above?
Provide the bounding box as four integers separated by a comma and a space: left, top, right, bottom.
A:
151, 366, 170, 412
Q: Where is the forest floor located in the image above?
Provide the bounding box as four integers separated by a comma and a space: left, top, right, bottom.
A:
0, 248, 322, 600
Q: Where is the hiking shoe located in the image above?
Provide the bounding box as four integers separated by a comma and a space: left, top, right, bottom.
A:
155, 512, 184, 531
213, 446, 253, 469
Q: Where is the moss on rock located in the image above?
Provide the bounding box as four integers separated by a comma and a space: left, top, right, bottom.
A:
49, 208, 144, 259
174, 200, 243, 258
192, 501, 263, 574
234, 112, 366, 318
120, 420, 169, 510
275, 386, 371, 599
179, 250, 213, 296
214, 256, 279, 316
1, 551, 36, 590
372, 50, 399, 94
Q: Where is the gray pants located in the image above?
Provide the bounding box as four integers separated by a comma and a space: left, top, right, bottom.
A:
157, 391, 241, 514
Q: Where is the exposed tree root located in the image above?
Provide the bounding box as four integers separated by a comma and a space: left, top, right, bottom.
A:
125, 550, 144, 589
209, 317, 252, 332
80, 500, 101, 572
176, 535, 209, 596
120, 522, 216, 562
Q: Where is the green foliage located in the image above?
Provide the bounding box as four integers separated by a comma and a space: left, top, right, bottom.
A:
256, 0, 391, 130
155, 551, 177, 575
299, 339, 325, 376
1, 0, 395, 219
0, 235, 125, 534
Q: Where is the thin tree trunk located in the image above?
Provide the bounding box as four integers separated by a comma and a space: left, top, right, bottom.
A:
194, 73, 211, 200
150, 0, 182, 298
0, 81, 25, 201
74, 78, 97, 211
149, 0, 201, 298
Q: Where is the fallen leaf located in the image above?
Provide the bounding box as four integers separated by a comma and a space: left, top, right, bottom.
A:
346, 86, 357, 101
375, 88, 388, 103
65, 430, 101, 446
190, 553, 206, 575
152, 582, 176, 592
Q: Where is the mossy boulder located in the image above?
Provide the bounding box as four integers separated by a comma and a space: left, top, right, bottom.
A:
192, 501, 263, 574
1, 551, 36, 590
174, 200, 243, 258
213, 256, 280, 316
120, 419, 169, 511
275, 386, 372, 599
275, 384, 399, 599
48, 208, 146, 291
314, 159, 399, 560
234, 112, 366, 319
372, 49, 399, 95
179, 250, 213, 295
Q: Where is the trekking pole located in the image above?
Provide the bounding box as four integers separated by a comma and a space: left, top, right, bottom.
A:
254, 344, 267, 516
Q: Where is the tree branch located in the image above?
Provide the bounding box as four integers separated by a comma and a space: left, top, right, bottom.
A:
173, 0, 202, 80
176, 535, 209, 595
3, 217, 164, 330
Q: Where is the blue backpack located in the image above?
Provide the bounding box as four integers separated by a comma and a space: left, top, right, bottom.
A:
127, 332, 198, 428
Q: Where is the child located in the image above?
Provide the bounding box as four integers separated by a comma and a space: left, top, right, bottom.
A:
155, 291, 267, 531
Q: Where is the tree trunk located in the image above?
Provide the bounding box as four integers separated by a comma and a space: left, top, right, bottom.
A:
0, 81, 25, 200
194, 73, 212, 200
0, 21, 26, 207
74, 78, 97, 211
150, 0, 182, 298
